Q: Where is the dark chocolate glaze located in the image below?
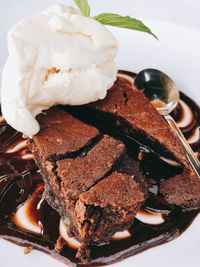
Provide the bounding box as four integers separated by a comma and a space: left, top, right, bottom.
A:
0, 71, 199, 266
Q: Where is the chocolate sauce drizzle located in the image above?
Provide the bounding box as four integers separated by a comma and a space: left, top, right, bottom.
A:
0, 71, 199, 266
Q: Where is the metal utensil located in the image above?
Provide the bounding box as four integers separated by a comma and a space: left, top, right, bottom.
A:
134, 68, 200, 178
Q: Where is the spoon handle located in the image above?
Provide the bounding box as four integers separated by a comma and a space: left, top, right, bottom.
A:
164, 114, 200, 179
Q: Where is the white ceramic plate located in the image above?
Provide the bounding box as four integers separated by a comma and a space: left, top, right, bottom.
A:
0, 1, 199, 267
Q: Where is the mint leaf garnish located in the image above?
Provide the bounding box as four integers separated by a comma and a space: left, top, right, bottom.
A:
73, 1, 157, 40
74, 0, 90, 17
94, 13, 158, 39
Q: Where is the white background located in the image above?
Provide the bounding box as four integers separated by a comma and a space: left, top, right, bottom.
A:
0, 1, 200, 267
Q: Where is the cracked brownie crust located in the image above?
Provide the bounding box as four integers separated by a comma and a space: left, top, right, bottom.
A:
29, 106, 148, 264
32, 107, 101, 161
86, 78, 189, 166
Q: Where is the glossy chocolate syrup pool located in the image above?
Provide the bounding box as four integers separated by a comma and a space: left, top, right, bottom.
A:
0, 72, 199, 266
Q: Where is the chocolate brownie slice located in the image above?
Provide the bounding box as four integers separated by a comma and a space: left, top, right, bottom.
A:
55, 135, 126, 240
31, 107, 101, 161
76, 172, 145, 247
80, 77, 188, 166
57, 135, 126, 203
72, 76, 199, 208
57, 139, 147, 263
29, 107, 102, 214
29, 108, 148, 264
160, 171, 200, 208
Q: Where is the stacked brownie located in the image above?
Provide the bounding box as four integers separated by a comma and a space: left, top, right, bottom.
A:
29, 107, 148, 263
29, 76, 200, 264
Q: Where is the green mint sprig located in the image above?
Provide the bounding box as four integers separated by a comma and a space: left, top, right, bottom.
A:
94, 13, 158, 39
74, 0, 90, 17
74, 0, 158, 39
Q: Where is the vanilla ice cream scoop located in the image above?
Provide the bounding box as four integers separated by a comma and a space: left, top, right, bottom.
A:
1, 5, 118, 136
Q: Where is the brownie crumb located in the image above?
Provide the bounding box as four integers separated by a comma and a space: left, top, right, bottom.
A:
55, 236, 66, 254
24, 246, 33, 254
76, 244, 91, 265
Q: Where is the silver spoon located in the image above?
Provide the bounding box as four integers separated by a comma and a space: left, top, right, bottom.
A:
134, 68, 200, 178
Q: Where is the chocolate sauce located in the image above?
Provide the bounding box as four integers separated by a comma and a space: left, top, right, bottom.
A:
0, 71, 199, 266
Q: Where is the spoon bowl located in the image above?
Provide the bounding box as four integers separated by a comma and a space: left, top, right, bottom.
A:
134, 69, 180, 114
